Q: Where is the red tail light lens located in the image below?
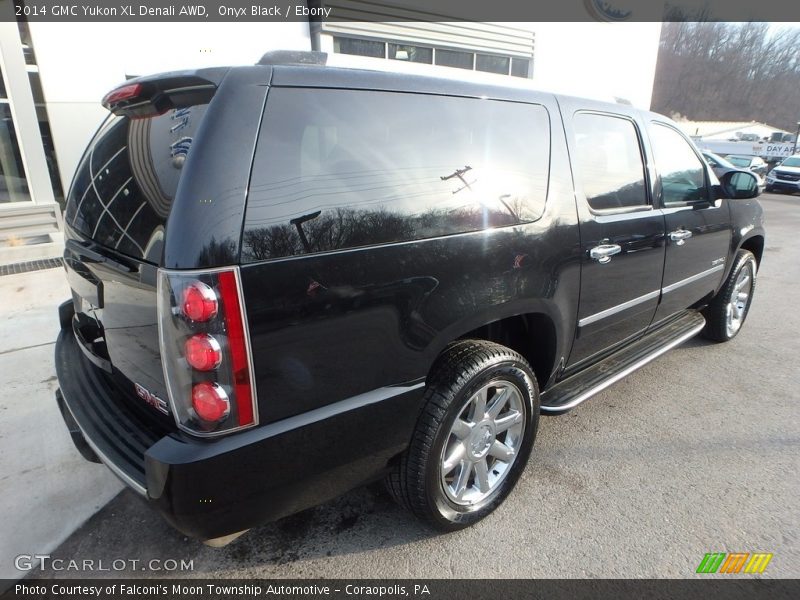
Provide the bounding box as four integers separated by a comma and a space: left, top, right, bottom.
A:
102, 83, 142, 106
217, 271, 255, 427
184, 334, 222, 371
158, 268, 258, 436
181, 281, 218, 322
191, 382, 230, 422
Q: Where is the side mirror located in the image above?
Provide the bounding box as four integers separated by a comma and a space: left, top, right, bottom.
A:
715, 170, 760, 200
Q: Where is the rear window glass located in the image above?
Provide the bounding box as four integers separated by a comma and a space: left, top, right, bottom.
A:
242, 88, 550, 262
64, 105, 208, 264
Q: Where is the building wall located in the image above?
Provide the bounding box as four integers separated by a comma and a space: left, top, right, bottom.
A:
530, 22, 662, 108
28, 22, 311, 193
26, 21, 660, 202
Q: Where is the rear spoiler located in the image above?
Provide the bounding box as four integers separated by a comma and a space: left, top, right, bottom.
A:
102, 68, 229, 118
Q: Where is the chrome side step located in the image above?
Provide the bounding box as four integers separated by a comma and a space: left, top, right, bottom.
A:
540, 311, 706, 414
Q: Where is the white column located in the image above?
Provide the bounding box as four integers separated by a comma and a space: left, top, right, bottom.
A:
0, 15, 56, 207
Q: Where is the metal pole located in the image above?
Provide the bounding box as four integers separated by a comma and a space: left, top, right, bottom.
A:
794, 122, 800, 156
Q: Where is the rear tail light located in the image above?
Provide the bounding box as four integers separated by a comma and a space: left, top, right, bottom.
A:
102, 76, 217, 119
102, 83, 142, 106
158, 268, 258, 436
181, 281, 218, 322
192, 382, 230, 422
184, 334, 222, 371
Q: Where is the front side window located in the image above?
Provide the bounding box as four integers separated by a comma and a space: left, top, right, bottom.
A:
242, 88, 551, 261
573, 113, 648, 211
649, 123, 709, 206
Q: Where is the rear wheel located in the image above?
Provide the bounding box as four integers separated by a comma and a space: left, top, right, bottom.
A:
702, 249, 757, 342
386, 340, 539, 530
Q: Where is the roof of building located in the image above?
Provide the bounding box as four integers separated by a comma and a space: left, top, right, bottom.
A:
675, 120, 788, 138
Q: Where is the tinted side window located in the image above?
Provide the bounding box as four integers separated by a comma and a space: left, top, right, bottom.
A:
649, 123, 708, 206
64, 105, 209, 264
572, 113, 648, 211
242, 88, 550, 261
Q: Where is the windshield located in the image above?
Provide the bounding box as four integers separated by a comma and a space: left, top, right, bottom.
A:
780, 157, 800, 168
726, 156, 750, 167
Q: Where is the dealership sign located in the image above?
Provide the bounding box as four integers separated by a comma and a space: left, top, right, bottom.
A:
699, 140, 796, 159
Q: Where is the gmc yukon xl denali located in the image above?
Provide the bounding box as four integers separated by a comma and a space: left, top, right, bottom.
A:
55, 51, 764, 545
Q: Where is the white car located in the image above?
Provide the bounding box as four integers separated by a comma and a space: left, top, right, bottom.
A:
766, 156, 800, 194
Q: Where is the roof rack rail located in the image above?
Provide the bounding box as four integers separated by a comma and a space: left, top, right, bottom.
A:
257, 50, 328, 67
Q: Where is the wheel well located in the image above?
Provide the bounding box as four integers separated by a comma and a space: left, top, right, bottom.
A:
458, 313, 557, 390
740, 235, 764, 266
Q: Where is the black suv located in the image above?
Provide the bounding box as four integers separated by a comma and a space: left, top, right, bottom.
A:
55, 51, 764, 545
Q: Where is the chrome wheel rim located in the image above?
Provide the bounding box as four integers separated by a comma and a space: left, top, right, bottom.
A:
440, 380, 526, 506
725, 262, 754, 337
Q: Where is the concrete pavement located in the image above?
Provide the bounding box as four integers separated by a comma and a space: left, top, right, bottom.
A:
0, 269, 122, 581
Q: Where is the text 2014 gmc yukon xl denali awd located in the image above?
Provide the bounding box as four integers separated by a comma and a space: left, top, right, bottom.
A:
55, 51, 764, 545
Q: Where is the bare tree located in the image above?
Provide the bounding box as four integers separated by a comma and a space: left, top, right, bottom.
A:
652, 22, 800, 133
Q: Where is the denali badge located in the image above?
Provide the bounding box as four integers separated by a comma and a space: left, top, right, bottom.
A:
134, 383, 169, 415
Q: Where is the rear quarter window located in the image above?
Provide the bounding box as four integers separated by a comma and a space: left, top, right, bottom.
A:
64, 105, 208, 264
242, 88, 551, 262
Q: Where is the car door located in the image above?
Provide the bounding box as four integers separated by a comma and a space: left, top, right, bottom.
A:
646, 121, 732, 325
562, 104, 666, 370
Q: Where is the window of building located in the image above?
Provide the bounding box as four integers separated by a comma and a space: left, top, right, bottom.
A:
649, 123, 709, 206
333, 37, 385, 58
0, 67, 32, 204
16, 17, 64, 206
0, 103, 32, 204
243, 88, 551, 261
573, 113, 648, 211
434, 49, 474, 70
331, 36, 532, 79
476, 54, 510, 75
511, 58, 530, 78
388, 43, 432, 64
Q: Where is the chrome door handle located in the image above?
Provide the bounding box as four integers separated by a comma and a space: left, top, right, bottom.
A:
589, 244, 622, 264
669, 229, 693, 245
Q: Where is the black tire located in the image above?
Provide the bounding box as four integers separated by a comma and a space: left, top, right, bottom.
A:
702, 249, 757, 342
386, 340, 539, 530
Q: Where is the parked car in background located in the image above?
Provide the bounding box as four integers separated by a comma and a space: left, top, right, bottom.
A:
725, 154, 768, 177
54, 51, 765, 546
765, 155, 800, 194
703, 151, 765, 192
702, 150, 737, 177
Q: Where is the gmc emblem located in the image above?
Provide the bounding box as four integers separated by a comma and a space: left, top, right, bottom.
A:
134, 383, 169, 415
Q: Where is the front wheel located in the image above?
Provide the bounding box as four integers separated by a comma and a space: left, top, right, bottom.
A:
386, 340, 539, 530
702, 249, 757, 342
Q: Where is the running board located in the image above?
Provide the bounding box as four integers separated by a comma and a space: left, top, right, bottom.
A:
540, 311, 706, 413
